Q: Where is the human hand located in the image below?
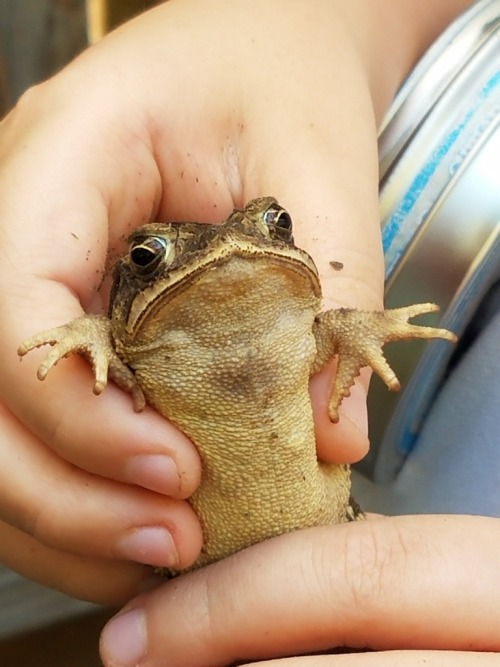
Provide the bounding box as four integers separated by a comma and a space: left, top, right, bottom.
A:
100, 514, 500, 666
0, 0, 471, 603
0, 0, 380, 599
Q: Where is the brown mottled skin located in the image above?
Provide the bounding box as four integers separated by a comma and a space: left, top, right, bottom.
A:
19, 198, 456, 574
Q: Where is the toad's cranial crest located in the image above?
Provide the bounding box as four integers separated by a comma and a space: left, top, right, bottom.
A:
19, 197, 457, 574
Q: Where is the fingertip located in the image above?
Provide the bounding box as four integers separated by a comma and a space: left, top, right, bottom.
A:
0, 519, 158, 606
310, 364, 370, 464
100, 607, 147, 667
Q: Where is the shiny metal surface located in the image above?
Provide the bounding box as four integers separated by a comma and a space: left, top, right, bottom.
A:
364, 0, 500, 480
378, 0, 500, 179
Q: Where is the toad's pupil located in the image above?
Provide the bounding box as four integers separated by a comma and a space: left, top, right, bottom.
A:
130, 237, 168, 269
131, 246, 157, 267
275, 212, 292, 229
265, 208, 292, 230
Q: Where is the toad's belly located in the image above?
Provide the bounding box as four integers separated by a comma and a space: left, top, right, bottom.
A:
129, 337, 353, 572
121, 274, 352, 572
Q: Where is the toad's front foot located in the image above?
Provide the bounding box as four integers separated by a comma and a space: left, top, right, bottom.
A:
18, 314, 146, 411
314, 303, 457, 422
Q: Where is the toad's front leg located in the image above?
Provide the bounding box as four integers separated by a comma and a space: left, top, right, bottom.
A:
18, 314, 146, 411
313, 303, 457, 422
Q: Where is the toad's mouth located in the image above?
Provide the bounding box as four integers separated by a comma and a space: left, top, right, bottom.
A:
125, 236, 320, 337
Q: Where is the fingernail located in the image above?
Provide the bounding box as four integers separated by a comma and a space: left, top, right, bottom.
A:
126, 455, 181, 495
101, 608, 146, 667
117, 527, 179, 568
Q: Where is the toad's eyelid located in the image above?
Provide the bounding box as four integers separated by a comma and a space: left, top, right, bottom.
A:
130, 235, 169, 258
154, 236, 176, 266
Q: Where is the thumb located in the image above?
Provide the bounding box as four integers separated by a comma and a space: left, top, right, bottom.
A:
100, 515, 500, 667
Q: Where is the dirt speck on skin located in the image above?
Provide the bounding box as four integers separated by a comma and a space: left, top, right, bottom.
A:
329, 260, 344, 271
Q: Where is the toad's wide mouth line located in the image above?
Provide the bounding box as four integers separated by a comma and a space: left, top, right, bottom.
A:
124, 238, 321, 336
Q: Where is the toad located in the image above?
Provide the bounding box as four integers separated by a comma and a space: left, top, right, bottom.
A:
19, 197, 456, 573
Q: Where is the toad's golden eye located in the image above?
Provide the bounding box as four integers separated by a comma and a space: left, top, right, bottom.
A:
263, 205, 293, 242
129, 236, 171, 278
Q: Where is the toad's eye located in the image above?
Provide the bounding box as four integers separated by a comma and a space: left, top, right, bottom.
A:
129, 236, 171, 278
263, 205, 293, 242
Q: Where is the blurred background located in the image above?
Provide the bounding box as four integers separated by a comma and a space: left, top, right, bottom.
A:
0, 0, 159, 117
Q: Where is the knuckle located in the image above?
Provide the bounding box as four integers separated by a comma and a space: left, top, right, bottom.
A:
338, 520, 412, 613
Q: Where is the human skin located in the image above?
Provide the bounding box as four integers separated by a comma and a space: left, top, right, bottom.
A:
1, 0, 496, 664
99, 515, 500, 666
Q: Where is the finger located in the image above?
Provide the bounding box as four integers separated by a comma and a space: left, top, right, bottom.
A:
99, 516, 500, 666
254, 119, 381, 443
0, 164, 200, 499
0, 520, 152, 606
229, 18, 383, 452
0, 402, 203, 569
310, 364, 370, 464
0, 83, 203, 496
248, 109, 379, 455
12, 331, 201, 498
245, 652, 500, 666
